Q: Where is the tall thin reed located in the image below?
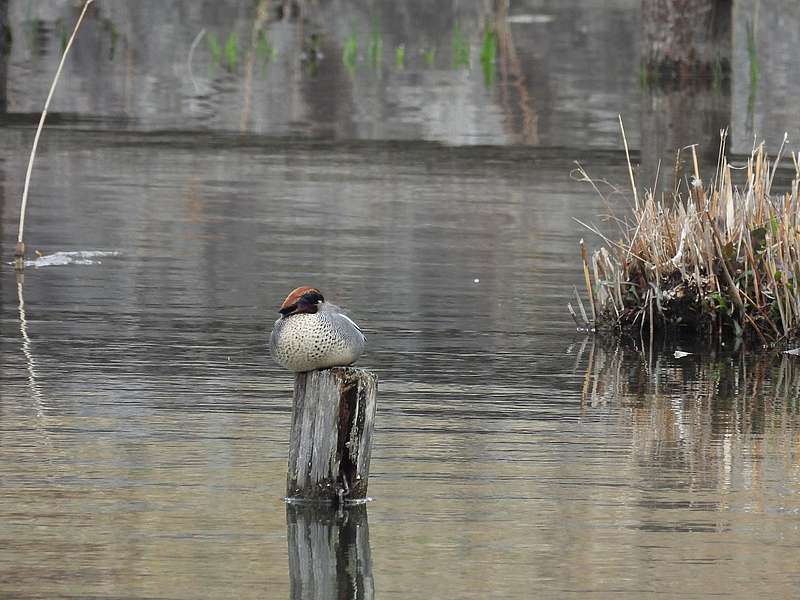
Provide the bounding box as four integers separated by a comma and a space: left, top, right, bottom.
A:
15, 0, 94, 270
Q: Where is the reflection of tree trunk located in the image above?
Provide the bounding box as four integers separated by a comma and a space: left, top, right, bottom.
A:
640, 86, 730, 195
641, 0, 731, 82
286, 503, 374, 600
0, 0, 9, 113
240, 0, 271, 132
639, 1, 731, 194
493, 0, 538, 144
300, 27, 358, 139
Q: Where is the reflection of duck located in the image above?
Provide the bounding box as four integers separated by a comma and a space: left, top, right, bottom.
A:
269, 286, 366, 372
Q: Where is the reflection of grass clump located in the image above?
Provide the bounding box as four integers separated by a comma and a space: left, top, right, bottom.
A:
577, 131, 800, 346
581, 338, 800, 414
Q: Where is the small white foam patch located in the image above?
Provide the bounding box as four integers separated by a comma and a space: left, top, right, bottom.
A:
20, 250, 120, 268
506, 14, 554, 24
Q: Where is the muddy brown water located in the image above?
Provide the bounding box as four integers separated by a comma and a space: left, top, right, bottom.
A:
3, 1, 800, 599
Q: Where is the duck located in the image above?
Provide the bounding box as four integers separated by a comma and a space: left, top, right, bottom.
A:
269, 286, 366, 372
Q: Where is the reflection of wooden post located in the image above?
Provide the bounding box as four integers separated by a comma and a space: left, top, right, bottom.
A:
639, 85, 730, 195
287, 367, 378, 504
286, 503, 374, 600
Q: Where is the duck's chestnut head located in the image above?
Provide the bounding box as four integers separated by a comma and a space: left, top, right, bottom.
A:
278, 286, 324, 317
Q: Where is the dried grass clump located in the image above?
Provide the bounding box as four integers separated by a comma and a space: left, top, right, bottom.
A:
575, 127, 800, 346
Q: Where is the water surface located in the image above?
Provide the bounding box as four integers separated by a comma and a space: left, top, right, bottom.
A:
2, 129, 800, 599
3, 1, 800, 598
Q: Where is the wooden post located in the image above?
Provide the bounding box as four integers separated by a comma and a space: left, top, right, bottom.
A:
286, 367, 378, 504
286, 503, 374, 600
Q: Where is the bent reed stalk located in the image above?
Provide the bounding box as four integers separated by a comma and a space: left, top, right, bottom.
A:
15, 0, 94, 270
578, 127, 800, 346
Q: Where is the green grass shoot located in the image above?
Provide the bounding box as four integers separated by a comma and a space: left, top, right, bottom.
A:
395, 44, 405, 69
224, 32, 238, 71
343, 33, 358, 73
368, 28, 383, 69
207, 32, 222, 66
256, 30, 277, 72
480, 27, 497, 85
452, 24, 470, 69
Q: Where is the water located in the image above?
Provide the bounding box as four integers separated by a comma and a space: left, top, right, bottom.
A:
3, 1, 800, 598
3, 128, 800, 599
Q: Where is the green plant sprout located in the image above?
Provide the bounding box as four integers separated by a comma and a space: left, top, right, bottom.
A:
224, 32, 238, 71
343, 33, 357, 73
480, 27, 497, 86
395, 44, 405, 69
452, 24, 470, 69
207, 32, 222, 65
256, 30, 278, 73
367, 28, 383, 70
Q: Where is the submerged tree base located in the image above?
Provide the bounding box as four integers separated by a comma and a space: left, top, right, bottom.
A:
577, 131, 800, 348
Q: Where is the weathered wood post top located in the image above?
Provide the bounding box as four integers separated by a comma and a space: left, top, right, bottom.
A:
286, 366, 378, 505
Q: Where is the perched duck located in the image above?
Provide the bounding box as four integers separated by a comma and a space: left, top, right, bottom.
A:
269, 286, 366, 372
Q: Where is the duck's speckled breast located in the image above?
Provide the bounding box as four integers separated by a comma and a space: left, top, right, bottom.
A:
270, 311, 365, 372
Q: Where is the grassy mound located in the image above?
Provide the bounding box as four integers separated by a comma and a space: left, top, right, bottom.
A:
575, 131, 800, 346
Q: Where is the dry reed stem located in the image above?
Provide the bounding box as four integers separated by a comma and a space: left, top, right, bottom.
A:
619, 115, 639, 210
16, 0, 94, 266
580, 239, 598, 323
187, 28, 207, 93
